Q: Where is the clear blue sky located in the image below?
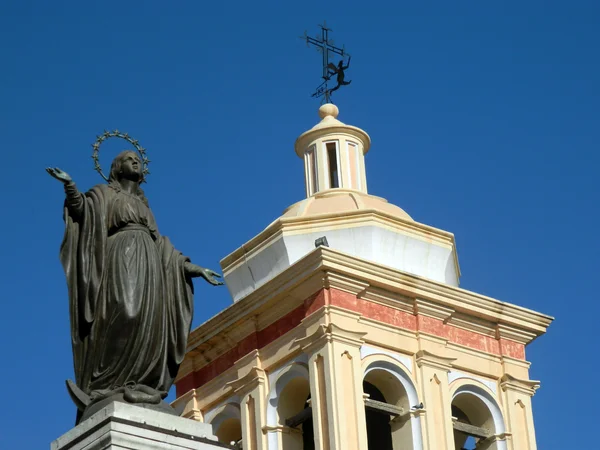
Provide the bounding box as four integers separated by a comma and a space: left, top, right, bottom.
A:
0, 1, 598, 448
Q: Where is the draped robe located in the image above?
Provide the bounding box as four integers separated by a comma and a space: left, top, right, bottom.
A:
59, 184, 194, 400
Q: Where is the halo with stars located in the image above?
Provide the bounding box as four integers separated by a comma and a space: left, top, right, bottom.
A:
91, 130, 150, 182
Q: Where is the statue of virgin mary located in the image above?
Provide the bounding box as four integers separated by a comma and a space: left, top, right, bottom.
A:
47, 150, 222, 423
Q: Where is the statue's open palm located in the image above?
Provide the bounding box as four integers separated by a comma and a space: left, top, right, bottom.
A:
184, 262, 224, 286
199, 268, 224, 286
46, 167, 72, 184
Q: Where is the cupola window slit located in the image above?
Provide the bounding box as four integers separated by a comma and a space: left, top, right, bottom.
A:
326, 142, 340, 188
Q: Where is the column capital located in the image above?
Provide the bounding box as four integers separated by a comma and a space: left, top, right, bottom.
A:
295, 323, 367, 354
500, 373, 540, 396
226, 366, 267, 396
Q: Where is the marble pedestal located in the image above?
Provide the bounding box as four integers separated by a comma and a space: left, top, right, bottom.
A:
51, 402, 230, 450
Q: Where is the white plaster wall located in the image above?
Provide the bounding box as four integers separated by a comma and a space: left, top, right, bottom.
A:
224, 238, 290, 302
225, 225, 459, 302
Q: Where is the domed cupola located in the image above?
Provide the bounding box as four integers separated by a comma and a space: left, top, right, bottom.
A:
295, 103, 371, 195
220, 105, 460, 302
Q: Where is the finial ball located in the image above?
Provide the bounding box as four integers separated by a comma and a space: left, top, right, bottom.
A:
319, 103, 339, 119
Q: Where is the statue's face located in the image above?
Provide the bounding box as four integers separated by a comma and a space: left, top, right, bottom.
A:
119, 152, 142, 180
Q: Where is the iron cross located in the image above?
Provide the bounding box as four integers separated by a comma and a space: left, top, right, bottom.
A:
302, 22, 351, 103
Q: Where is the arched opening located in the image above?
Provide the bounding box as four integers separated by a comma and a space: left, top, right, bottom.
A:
284, 394, 314, 450
451, 389, 503, 450
363, 367, 415, 450
209, 404, 243, 449
277, 374, 314, 450
364, 381, 393, 450
215, 417, 243, 448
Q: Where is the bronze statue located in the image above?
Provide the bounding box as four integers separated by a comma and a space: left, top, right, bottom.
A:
47, 141, 222, 423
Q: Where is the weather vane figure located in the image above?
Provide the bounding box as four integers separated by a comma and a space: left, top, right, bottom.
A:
327, 56, 352, 94
302, 22, 351, 103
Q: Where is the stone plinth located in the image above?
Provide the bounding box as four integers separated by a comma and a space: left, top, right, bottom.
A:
51, 401, 230, 450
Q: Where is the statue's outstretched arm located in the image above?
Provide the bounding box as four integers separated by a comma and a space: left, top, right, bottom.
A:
64, 181, 84, 218
46, 167, 84, 218
183, 262, 224, 286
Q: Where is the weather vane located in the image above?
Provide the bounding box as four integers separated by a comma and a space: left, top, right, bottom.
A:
91, 130, 150, 182
301, 22, 351, 104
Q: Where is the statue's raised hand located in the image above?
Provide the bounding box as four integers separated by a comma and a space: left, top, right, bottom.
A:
46, 167, 72, 184
184, 262, 224, 286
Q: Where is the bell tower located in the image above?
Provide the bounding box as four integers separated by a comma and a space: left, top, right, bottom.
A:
174, 105, 552, 450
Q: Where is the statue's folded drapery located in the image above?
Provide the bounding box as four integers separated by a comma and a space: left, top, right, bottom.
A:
59, 184, 194, 399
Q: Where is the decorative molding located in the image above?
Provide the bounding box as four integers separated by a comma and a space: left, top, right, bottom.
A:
294, 324, 329, 352
226, 366, 267, 396
222, 201, 455, 269
414, 298, 454, 321
187, 248, 552, 362
299, 305, 328, 330
358, 286, 414, 314
187, 252, 327, 351
180, 247, 552, 388
294, 322, 367, 354
328, 323, 368, 344
171, 388, 202, 421
234, 349, 261, 371
447, 312, 497, 337
324, 271, 370, 295
327, 304, 364, 322
316, 248, 552, 334
496, 324, 538, 344
500, 355, 531, 369
415, 332, 448, 347
415, 350, 456, 371
500, 374, 540, 396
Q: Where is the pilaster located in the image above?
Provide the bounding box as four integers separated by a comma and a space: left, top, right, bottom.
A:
415, 350, 456, 450
176, 389, 204, 422
226, 365, 268, 450
295, 318, 368, 450
500, 374, 540, 450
